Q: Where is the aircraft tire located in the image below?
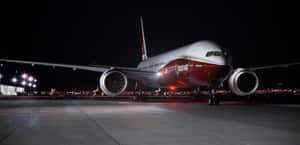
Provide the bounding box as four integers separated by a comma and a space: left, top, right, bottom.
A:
214, 97, 220, 105
133, 96, 139, 101
208, 98, 214, 105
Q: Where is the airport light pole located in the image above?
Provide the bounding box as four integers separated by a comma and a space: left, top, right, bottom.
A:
0, 73, 2, 84
28, 76, 36, 95
28, 82, 33, 95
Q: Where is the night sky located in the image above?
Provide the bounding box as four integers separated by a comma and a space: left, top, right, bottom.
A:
0, 1, 299, 90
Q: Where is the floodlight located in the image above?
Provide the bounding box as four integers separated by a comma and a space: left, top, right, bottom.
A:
21, 81, 26, 86
28, 76, 34, 82
11, 77, 18, 83
22, 73, 28, 79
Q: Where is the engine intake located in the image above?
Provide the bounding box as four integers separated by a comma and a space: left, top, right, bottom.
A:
228, 68, 259, 96
99, 70, 128, 96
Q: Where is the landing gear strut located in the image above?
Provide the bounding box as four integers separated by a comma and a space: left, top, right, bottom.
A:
133, 81, 145, 101
208, 89, 220, 105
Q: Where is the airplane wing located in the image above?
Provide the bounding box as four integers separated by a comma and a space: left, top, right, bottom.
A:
247, 62, 300, 71
0, 59, 156, 80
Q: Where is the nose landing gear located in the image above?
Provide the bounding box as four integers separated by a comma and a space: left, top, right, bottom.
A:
208, 89, 220, 105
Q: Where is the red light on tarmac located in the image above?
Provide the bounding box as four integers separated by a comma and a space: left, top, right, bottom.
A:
169, 86, 177, 91
177, 80, 188, 86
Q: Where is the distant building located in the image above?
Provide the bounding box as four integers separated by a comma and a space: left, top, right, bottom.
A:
0, 84, 25, 96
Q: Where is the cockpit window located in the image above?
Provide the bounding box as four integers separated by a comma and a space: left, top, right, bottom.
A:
206, 51, 228, 57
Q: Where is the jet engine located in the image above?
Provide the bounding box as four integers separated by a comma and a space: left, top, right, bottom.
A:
228, 68, 259, 96
99, 70, 128, 96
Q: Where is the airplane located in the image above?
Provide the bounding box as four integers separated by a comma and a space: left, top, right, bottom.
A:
1, 17, 299, 105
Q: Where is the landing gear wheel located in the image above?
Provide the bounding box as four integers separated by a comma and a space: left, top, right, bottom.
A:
214, 97, 220, 105
133, 95, 139, 101
208, 89, 220, 105
208, 98, 214, 105
133, 80, 145, 102
133, 95, 147, 102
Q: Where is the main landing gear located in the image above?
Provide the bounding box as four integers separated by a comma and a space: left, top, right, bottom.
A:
133, 81, 146, 101
208, 89, 220, 105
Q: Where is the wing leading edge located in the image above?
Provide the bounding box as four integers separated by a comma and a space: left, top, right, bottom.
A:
0, 59, 157, 80
0, 59, 109, 72
247, 62, 300, 71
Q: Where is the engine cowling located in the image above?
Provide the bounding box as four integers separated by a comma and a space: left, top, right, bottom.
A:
99, 70, 128, 96
228, 68, 259, 96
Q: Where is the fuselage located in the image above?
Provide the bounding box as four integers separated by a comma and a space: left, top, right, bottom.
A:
137, 41, 232, 89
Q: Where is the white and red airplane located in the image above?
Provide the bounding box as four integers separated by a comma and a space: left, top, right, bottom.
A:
1, 18, 299, 105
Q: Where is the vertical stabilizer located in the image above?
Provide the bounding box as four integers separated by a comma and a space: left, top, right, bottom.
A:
140, 17, 148, 61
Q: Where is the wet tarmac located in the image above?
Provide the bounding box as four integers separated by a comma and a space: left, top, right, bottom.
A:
0, 99, 300, 145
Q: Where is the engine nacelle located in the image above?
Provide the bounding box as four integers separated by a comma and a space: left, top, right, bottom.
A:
228, 68, 259, 96
99, 70, 128, 96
